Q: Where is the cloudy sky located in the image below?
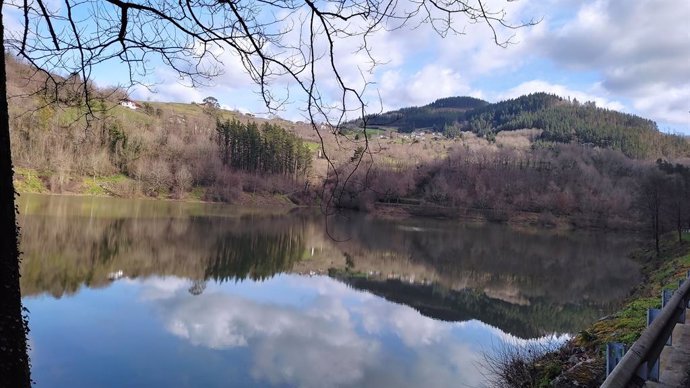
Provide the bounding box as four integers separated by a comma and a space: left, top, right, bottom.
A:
125, 0, 689, 133
38, 0, 685, 134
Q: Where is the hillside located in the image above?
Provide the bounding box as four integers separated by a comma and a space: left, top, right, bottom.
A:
353, 93, 690, 159
356, 96, 488, 132
6, 54, 690, 234
6, 54, 320, 205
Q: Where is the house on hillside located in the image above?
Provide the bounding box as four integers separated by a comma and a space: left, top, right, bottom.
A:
119, 98, 141, 110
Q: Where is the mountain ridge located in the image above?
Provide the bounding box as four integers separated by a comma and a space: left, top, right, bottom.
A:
354, 92, 689, 159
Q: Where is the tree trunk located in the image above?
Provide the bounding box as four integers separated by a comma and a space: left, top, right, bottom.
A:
0, 2, 32, 385
678, 210, 683, 244
654, 209, 660, 256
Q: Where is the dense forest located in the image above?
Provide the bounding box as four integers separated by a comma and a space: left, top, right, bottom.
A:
215, 119, 311, 177
356, 96, 487, 132
463, 93, 688, 158
354, 93, 690, 159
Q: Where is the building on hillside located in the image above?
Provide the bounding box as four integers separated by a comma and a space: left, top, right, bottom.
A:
119, 99, 140, 110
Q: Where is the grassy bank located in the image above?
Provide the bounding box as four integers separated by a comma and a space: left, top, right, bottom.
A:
514, 233, 690, 387
12, 167, 307, 208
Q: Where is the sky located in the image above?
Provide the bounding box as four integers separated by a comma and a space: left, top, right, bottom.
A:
6, 0, 689, 134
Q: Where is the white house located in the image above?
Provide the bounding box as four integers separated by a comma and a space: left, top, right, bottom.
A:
119, 99, 140, 110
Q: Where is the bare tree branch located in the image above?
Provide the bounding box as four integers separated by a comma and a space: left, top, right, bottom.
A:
3, 0, 537, 208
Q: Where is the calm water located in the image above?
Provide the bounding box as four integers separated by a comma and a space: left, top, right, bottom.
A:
19, 194, 642, 387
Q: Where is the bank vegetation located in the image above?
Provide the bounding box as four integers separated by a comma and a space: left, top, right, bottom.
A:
7, 54, 690, 246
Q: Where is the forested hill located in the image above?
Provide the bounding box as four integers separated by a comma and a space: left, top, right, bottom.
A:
355, 93, 690, 159
462, 93, 688, 159
6, 54, 315, 204
360, 96, 488, 132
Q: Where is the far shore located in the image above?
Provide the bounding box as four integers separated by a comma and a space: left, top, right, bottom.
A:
15, 188, 644, 237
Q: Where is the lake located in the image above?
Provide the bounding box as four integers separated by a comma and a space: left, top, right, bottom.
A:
18, 194, 642, 387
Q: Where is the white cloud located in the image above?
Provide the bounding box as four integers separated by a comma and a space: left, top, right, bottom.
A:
147, 279, 379, 388
533, 0, 690, 127
375, 65, 479, 111
130, 44, 260, 108
631, 86, 690, 128
136, 276, 189, 300
3, 7, 23, 39
500, 80, 625, 111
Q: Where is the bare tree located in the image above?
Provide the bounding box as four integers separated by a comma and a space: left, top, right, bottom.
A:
637, 167, 667, 256
0, 0, 535, 385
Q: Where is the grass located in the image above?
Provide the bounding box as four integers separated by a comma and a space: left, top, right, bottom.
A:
339, 127, 392, 140
111, 106, 155, 126
188, 187, 206, 201
361, 128, 387, 138
13, 167, 47, 193
304, 141, 321, 152
146, 101, 237, 121
82, 174, 129, 196
537, 360, 563, 388
367, 126, 398, 132
589, 297, 660, 345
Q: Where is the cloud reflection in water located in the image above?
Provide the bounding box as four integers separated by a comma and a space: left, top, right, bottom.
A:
140, 275, 564, 388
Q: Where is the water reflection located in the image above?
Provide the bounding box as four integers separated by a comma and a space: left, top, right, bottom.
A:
152, 277, 382, 388
20, 195, 640, 337
330, 217, 640, 307
205, 220, 305, 282
30, 273, 550, 387
18, 194, 641, 386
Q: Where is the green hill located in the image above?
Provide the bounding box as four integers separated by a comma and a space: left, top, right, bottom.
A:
464, 93, 688, 158
356, 96, 488, 133
354, 92, 690, 159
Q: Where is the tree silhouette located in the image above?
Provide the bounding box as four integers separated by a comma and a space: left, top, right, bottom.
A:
0, 0, 535, 385
203, 96, 220, 109
188, 280, 207, 296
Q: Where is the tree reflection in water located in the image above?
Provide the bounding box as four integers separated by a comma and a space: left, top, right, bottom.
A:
18, 194, 641, 339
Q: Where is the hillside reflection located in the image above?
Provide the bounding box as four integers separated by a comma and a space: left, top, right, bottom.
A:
19, 194, 641, 338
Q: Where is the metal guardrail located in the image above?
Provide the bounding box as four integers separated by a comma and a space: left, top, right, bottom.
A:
601, 271, 690, 387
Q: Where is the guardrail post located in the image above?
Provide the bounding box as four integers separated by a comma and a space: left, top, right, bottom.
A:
606, 343, 626, 376
662, 289, 673, 308
680, 278, 690, 315
642, 308, 662, 381
683, 270, 690, 308
662, 288, 681, 327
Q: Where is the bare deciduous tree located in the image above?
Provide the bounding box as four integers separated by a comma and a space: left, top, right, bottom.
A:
0, 0, 535, 385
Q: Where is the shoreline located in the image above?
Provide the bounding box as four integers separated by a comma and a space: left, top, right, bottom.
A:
517, 233, 690, 387
15, 186, 645, 234
12, 164, 643, 232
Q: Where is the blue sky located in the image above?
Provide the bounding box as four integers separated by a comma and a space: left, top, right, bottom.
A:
6, 0, 689, 134
131, 0, 690, 134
